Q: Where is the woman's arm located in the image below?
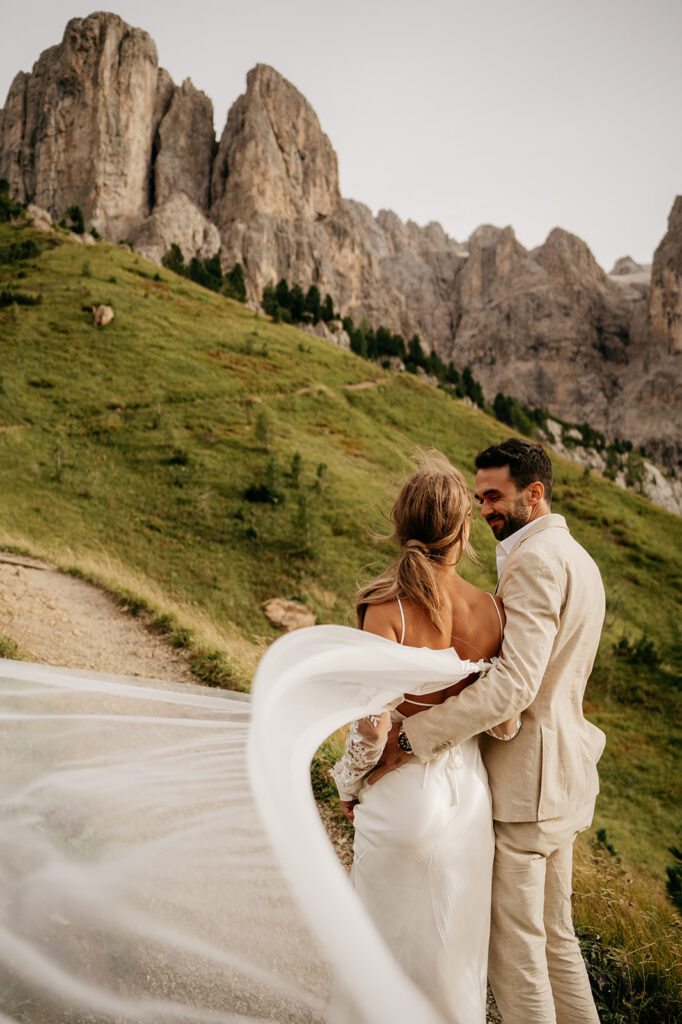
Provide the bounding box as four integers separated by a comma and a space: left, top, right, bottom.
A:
329, 603, 401, 817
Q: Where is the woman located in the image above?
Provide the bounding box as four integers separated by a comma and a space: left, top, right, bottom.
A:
330, 451, 519, 1024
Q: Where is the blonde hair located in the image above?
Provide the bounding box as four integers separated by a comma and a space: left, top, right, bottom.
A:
356, 450, 477, 630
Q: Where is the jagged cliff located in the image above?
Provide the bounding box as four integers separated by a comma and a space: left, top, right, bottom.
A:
1, 11, 679, 466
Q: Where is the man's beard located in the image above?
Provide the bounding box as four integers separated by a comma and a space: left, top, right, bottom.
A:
489, 498, 531, 540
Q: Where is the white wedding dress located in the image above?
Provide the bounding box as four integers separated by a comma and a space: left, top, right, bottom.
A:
329, 603, 495, 1024
0, 626, 491, 1024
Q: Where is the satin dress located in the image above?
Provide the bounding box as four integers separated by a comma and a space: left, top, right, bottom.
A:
333, 600, 499, 1024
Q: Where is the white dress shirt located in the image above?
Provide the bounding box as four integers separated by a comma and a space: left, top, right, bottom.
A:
495, 518, 544, 580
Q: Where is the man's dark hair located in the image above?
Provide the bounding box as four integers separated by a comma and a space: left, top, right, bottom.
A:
475, 438, 553, 503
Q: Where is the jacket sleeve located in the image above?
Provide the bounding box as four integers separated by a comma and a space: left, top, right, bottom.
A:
403, 549, 562, 761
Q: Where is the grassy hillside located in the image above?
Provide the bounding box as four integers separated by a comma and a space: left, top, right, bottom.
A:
1, 221, 681, 1019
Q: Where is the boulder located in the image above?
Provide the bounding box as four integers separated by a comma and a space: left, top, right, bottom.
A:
92, 305, 114, 327
264, 598, 316, 631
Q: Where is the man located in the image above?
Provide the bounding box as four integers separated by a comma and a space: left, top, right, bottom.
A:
370, 438, 605, 1024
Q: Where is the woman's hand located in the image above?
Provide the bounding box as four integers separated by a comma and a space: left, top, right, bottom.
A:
339, 799, 358, 822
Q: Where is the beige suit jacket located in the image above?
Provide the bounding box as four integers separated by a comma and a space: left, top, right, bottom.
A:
403, 514, 606, 822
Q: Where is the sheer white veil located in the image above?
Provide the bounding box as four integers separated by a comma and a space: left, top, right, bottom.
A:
0, 625, 484, 1023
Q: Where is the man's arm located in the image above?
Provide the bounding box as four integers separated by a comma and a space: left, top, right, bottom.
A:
402, 550, 562, 761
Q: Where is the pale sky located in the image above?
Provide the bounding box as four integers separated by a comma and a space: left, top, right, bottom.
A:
2, 0, 680, 271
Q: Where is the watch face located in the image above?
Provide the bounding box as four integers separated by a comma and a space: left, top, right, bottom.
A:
398, 730, 411, 752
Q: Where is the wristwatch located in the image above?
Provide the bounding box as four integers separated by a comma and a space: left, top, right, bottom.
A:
397, 725, 413, 753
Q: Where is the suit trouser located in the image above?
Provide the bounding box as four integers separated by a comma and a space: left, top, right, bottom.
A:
487, 801, 600, 1024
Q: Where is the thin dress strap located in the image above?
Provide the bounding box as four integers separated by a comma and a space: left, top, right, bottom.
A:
396, 597, 441, 708
488, 592, 504, 644
396, 597, 406, 645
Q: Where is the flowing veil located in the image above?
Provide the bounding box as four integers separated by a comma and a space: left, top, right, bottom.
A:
0, 626, 485, 1023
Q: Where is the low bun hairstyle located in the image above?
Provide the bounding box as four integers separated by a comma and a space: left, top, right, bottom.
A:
356, 450, 478, 630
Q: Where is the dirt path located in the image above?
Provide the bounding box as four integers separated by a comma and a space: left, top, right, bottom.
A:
0, 552, 196, 681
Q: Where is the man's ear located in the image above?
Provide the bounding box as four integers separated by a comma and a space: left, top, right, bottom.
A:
527, 481, 545, 506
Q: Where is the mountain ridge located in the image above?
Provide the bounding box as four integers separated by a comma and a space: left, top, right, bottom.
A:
1, 11, 680, 467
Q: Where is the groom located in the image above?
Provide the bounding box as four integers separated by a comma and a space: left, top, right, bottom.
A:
371, 438, 605, 1024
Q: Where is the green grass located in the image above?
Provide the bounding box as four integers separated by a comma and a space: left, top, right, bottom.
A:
1, 221, 681, 1018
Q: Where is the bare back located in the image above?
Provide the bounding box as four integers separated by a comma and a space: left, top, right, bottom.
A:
362, 576, 505, 717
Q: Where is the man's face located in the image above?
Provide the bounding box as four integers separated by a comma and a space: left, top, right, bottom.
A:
474, 465, 532, 541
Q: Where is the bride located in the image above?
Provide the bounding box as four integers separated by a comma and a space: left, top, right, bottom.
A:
330, 452, 519, 1024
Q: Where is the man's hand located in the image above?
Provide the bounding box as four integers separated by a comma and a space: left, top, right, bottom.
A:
365, 721, 414, 786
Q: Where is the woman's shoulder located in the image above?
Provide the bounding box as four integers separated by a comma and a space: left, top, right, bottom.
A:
362, 599, 402, 642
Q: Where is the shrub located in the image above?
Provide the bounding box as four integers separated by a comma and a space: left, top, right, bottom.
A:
613, 634, 661, 668
66, 204, 85, 234
666, 845, 682, 914
625, 450, 648, 496
244, 454, 284, 505
0, 239, 42, 264
0, 288, 42, 308
162, 243, 185, 275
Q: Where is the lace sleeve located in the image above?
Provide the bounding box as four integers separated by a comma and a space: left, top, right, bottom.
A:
329, 711, 391, 802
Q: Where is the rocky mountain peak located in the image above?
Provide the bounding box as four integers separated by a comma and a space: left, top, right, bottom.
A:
0, 10, 172, 239
210, 63, 341, 228
532, 227, 606, 290
649, 195, 682, 355
610, 255, 648, 276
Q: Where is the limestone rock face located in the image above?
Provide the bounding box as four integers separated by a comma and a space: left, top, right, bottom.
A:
0, 12, 215, 256
0, 13, 173, 239
154, 79, 215, 211
211, 65, 466, 346
132, 191, 221, 265
211, 64, 342, 225
649, 196, 682, 355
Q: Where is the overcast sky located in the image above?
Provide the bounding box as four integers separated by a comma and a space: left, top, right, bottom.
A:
2, 0, 680, 271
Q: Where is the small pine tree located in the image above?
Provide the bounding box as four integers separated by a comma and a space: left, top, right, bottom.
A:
264, 454, 284, 504
275, 278, 290, 309
316, 461, 328, 493
203, 252, 223, 291
292, 492, 314, 555
291, 451, 302, 487
350, 330, 368, 359
289, 284, 305, 322
225, 262, 246, 301
162, 244, 186, 275
255, 409, 271, 451
262, 282, 278, 318
407, 334, 426, 368
304, 284, 321, 324
321, 293, 335, 322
